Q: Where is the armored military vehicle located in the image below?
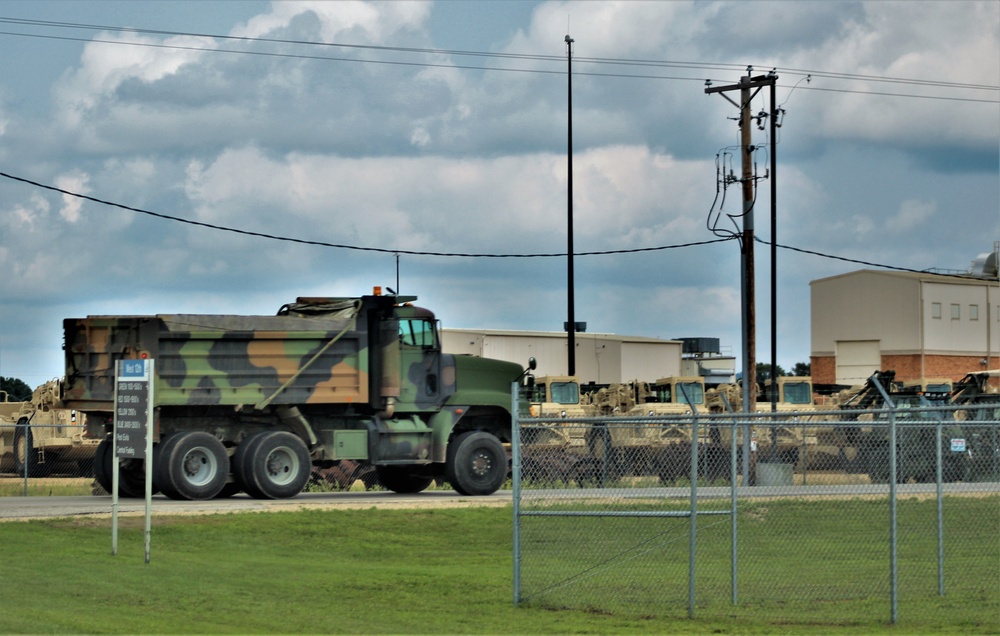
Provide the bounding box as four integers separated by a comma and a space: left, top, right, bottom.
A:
0, 379, 100, 476
61, 290, 531, 500
837, 371, 972, 483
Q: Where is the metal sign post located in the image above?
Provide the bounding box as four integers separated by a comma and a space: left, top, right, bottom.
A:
112, 359, 154, 562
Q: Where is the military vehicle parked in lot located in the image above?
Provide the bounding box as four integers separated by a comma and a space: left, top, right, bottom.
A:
520, 375, 601, 485
0, 379, 100, 476
61, 290, 531, 500
837, 371, 972, 483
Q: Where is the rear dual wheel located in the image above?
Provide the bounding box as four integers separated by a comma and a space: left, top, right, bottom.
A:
94, 437, 152, 498
234, 431, 311, 499
153, 432, 229, 500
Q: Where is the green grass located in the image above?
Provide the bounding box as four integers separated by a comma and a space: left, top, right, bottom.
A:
0, 497, 997, 634
0, 478, 94, 497
518, 495, 999, 631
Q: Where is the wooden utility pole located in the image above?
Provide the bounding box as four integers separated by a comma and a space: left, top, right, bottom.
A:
706, 72, 775, 412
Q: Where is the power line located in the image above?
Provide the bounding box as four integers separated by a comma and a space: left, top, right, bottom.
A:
0, 170, 735, 258
0, 17, 996, 103
1, 169, 982, 281
752, 236, 988, 281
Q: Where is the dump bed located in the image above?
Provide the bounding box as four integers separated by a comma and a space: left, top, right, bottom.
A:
63, 304, 369, 411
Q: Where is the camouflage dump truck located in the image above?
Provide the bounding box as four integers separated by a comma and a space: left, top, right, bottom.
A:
0, 380, 100, 476
62, 291, 531, 500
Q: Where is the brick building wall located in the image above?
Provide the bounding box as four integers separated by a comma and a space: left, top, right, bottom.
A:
810, 356, 836, 385
811, 353, 995, 386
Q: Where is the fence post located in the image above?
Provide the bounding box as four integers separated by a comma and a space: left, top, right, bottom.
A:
889, 404, 898, 624
689, 406, 699, 619
511, 382, 522, 607
936, 418, 944, 596
731, 414, 739, 605
19, 418, 29, 496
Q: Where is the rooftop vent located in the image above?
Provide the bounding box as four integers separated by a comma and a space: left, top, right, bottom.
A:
970, 242, 999, 278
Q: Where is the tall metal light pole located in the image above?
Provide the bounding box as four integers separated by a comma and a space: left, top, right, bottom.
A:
565, 33, 576, 376
768, 73, 778, 417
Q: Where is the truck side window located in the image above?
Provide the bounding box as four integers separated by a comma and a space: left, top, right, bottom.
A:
399, 319, 436, 348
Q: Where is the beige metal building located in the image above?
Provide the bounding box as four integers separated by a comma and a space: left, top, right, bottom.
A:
441, 329, 685, 386
810, 267, 999, 386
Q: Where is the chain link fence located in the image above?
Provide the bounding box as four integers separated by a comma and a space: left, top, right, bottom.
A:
512, 398, 1000, 625
0, 418, 99, 496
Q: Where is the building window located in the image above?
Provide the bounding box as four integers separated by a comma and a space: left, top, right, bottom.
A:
951, 303, 960, 320
970, 304, 979, 321
931, 302, 941, 319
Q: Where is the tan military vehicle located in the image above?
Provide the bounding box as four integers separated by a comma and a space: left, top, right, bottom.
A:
706, 377, 823, 469
901, 378, 953, 393
0, 379, 101, 476
521, 375, 601, 484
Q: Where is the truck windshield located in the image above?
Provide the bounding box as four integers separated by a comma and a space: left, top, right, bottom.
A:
549, 382, 580, 405
783, 381, 813, 404
659, 382, 704, 404
675, 382, 704, 405
399, 319, 436, 348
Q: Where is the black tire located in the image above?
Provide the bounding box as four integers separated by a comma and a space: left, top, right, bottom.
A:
237, 431, 310, 500
233, 431, 266, 493
153, 431, 228, 500
375, 465, 434, 493
94, 437, 114, 493
76, 458, 95, 478
942, 453, 971, 483
571, 457, 602, 488
446, 431, 507, 496
13, 420, 52, 478
94, 437, 149, 498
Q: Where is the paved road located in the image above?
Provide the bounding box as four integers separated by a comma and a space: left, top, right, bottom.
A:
2, 481, 996, 521
0, 490, 513, 521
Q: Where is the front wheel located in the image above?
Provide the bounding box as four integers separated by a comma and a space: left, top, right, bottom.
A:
13, 420, 51, 478
446, 431, 507, 496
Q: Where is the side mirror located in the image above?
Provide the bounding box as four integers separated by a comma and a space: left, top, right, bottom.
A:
516, 357, 538, 383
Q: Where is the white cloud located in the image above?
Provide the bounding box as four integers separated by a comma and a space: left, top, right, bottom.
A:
54, 32, 215, 129
234, 0, 432, 44
885, 199, 936, 233
54, 171, 90, 223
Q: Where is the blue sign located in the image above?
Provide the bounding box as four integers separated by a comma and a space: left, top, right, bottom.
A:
120, 359, 149, 380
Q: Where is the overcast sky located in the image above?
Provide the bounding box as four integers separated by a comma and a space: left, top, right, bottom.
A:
0, 0, 997, 390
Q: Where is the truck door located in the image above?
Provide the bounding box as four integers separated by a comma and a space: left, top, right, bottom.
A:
398, 317, 442, 409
